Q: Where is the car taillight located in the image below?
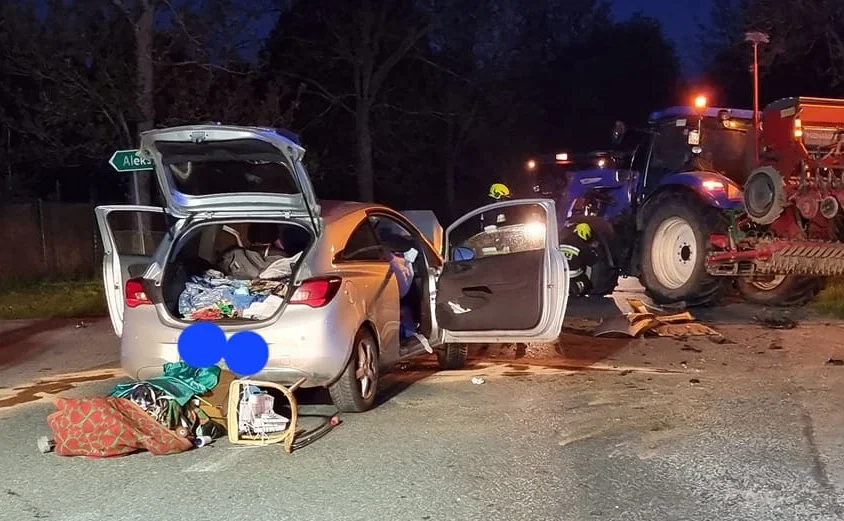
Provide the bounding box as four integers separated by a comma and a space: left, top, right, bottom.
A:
125, 278, 152, 308
289, 277, 342, 308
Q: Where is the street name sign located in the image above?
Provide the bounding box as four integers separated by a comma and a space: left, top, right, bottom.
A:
109, 149, 154, 172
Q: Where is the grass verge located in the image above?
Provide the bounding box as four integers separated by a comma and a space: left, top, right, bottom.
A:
813, 277, 844, 318
0, 277, 107, 320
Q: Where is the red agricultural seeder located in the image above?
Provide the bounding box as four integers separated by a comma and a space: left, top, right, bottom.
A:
708, 97, 844, 301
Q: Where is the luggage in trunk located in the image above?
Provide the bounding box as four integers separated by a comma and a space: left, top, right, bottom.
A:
164, 221, 310, 322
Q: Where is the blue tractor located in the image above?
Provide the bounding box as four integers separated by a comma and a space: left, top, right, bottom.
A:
526, 102, 760, 306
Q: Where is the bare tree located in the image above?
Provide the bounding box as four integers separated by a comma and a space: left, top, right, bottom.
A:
267, 0, 434, 202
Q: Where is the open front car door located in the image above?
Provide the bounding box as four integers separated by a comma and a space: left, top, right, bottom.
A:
434, 199, 569, 344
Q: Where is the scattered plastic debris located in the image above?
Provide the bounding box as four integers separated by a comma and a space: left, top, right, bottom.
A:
594, 299, 720, 338
75, 321, 87, 329
36, 436, 55, 454
471, 376, 485, 385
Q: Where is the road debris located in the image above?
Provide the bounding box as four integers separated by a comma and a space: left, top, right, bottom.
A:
754, 311, 797, 329
593, 298, 721, 339
689, 378, 701, 385
826, 359, 844, 366
709, 335, 732, 344
471, 376, 486, 385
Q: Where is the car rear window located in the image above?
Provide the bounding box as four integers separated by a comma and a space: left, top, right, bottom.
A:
155, 139, 300, 196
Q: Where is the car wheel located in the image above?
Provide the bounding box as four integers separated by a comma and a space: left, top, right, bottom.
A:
436, 343, 468, 370
639, 195, 727, 307
329, 327, 379, 413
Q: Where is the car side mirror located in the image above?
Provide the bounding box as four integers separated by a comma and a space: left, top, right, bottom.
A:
611, 121, 626, 144
451, 246, 475, 261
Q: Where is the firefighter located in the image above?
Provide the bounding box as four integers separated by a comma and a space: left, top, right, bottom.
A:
488, 182, 511, 201
560, 221, 599, 296
486, 182, 597, 295
482, 182, 513, 229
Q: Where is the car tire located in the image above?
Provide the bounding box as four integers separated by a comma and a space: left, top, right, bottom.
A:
736, 275, 825, 307
639, 194, 727, 307
436, 343, 468, 370
329, 327, 379, 413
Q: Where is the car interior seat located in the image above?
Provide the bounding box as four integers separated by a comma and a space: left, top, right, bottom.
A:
247, 222, 310, 256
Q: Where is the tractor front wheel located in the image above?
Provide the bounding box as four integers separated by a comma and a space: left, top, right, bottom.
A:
639, 196, 726, 307
735, 275, 825, 307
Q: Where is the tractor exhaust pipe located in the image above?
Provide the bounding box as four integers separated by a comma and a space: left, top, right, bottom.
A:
745, 31, 770, 166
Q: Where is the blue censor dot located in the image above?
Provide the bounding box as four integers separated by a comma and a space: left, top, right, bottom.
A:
177, 322, 269, 376
178, 322, 226, 368
224, 331, 270, 377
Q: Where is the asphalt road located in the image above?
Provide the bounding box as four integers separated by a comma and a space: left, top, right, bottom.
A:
2, 281, 844, 521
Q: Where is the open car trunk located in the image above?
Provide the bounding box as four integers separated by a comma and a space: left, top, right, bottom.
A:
150, 219, 314, 324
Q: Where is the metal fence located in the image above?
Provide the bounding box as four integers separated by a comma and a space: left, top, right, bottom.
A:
0, 201, 101, 281
0, 201, 174, 283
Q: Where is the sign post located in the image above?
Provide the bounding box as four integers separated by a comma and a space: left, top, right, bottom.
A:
108, 149, 154, 254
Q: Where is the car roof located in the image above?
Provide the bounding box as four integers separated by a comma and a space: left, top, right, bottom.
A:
319, 200, 394, 223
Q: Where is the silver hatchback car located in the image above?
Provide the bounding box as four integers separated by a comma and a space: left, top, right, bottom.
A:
96, 124, 571, 412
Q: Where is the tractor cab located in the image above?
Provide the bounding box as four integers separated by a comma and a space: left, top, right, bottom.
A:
612, 102, 755, 194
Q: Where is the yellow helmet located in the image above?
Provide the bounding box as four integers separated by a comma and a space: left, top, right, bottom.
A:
574, 222, 592, 242
489, 183, 511, 200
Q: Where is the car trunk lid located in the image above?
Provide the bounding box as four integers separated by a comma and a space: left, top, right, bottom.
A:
139, 125, 322, 233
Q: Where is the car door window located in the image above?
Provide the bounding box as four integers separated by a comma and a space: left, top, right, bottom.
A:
370, 216, 415, 250
338, 219, 386, 262
95, 206, 172, 337
435, 200, 567, 343
447, 203, 547, 261
104, 210, 170, 266
369, 214, 439, 266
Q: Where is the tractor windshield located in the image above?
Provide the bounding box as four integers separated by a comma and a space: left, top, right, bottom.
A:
649, 116, 752, 185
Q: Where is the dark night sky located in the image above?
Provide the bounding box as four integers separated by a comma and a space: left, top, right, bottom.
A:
32, 0, 714, 76
612, 0, 712, 77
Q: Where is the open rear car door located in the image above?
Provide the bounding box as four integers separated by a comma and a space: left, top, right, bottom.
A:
434, 199, 569, 344
94, 205, 170, 337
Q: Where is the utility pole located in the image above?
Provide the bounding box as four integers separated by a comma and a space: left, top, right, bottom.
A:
745, 31, 770, 165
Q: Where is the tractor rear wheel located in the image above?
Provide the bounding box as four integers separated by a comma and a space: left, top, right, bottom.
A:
639, 195, 727, 307
736, 275, 825, 307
